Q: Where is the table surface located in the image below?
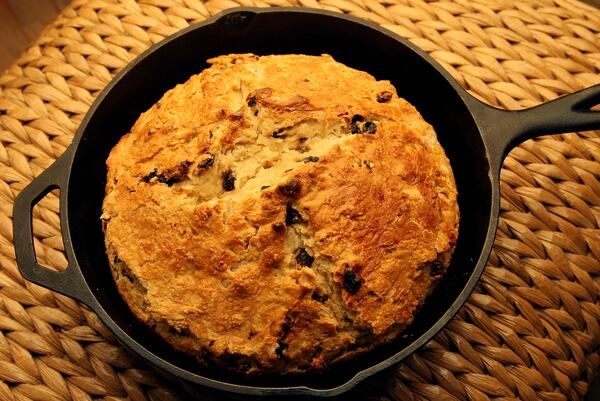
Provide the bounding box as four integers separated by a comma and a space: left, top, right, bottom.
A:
0, 1, 599, 400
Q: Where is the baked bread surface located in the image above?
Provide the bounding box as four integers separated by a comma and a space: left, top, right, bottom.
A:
102, 54, 459, 374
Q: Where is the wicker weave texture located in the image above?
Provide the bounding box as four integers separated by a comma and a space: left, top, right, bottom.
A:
0, 0, 599, 400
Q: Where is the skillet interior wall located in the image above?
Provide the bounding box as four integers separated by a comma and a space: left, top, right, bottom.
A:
67, 11, 493, 388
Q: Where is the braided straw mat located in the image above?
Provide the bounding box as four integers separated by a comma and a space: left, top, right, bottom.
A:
1, 0, 600, 400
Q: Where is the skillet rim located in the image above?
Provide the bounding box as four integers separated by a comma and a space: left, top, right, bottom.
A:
54, 6, 501, 397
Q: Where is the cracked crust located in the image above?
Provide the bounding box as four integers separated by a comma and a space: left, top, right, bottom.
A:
102, 54, 459, 374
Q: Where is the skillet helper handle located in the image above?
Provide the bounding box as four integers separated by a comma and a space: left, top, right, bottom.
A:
13, 151, 93, 306
474, 83, 600, 169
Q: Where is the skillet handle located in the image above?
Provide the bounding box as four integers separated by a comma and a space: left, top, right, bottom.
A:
470, 83, 600, 171
13, 150, 93, 306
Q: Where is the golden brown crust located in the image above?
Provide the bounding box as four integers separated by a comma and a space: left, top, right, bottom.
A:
102, 54, 459, 374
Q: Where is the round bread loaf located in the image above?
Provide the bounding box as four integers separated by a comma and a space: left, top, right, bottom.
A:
102, 54, 459, 374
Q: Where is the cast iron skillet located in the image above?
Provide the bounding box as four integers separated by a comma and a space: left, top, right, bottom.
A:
12, 7, 600, 397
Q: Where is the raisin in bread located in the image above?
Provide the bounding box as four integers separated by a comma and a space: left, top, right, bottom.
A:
102, 54, 459, 374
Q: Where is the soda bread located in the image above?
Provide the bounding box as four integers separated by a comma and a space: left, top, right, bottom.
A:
102, 54, 459, 374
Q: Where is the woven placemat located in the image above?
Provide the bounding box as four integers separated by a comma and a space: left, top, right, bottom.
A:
1, 0, 599, 400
